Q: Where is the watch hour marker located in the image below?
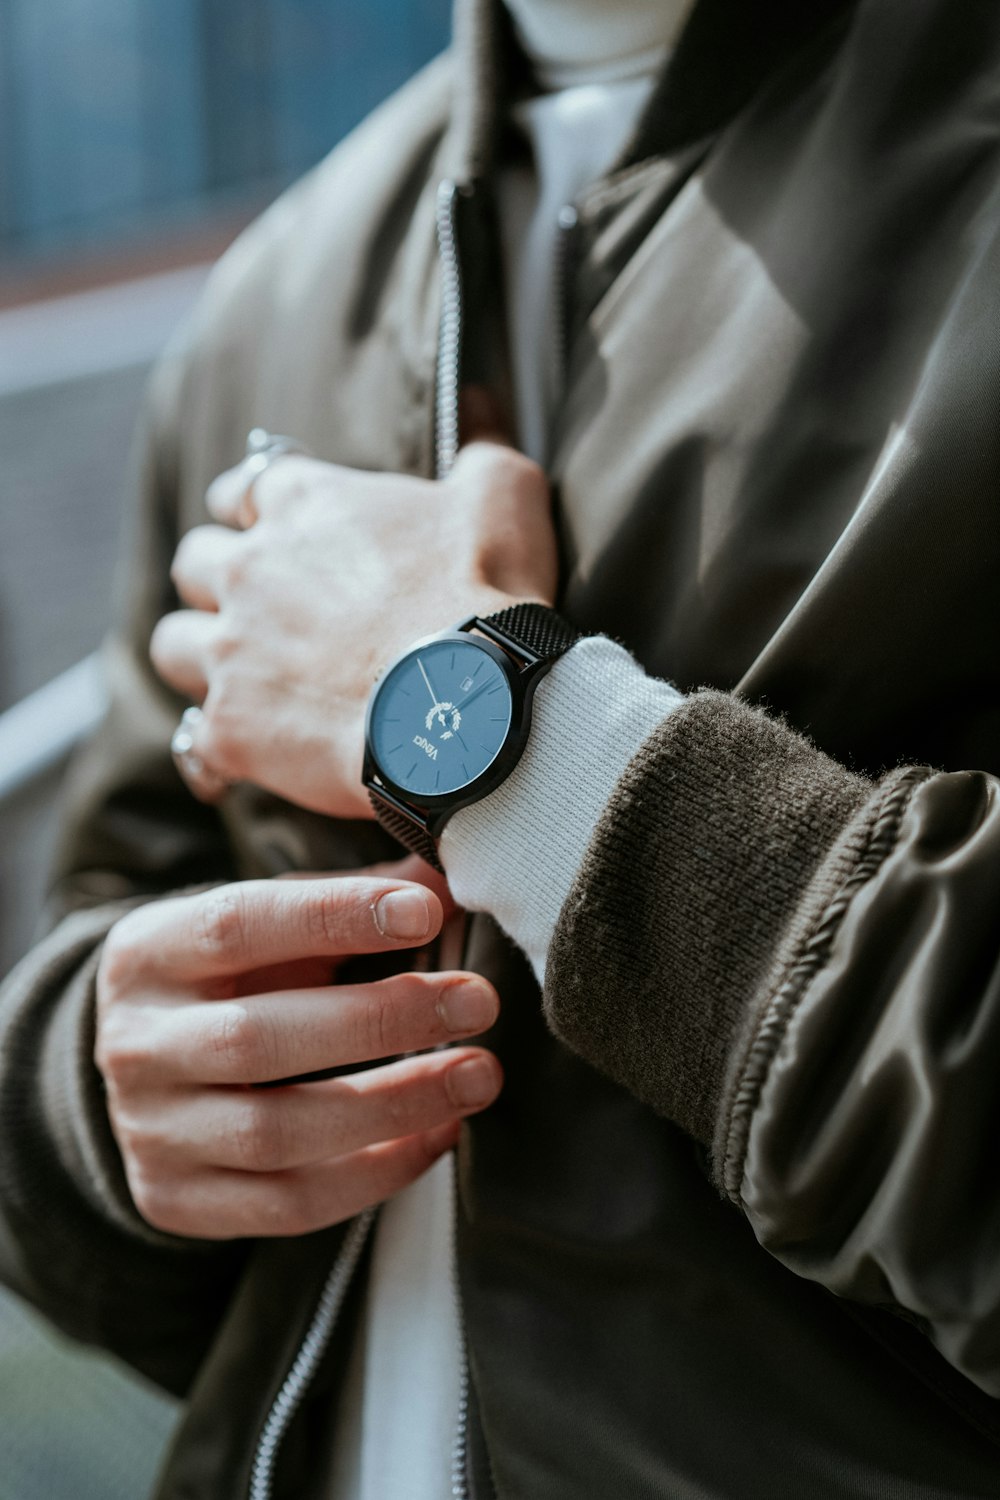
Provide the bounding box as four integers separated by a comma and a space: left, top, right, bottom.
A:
386, 744, 403, 754
461, 762, 469, 780
406, 761, 419, 780
434, 771, 441, 790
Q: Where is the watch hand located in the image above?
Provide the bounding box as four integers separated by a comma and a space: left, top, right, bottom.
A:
416, 656, 440, 708
458, 676, 502, 712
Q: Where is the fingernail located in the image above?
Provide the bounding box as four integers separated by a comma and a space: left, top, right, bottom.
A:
447, 1057, 500, 1110
436, 981, 497, 1035
374, 889, 431, 940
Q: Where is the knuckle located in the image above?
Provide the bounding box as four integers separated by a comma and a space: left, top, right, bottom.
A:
380, 1078, 418, 1137
303, 886, 350, 951
97, 915, 144, 997
192, 886, 251, 968
267, 1182, 318, 1238
206, 625, 241, 670
170, 529, 199, 583
210, 1004, 261, 1079
94, 1014, 153, 1091
199, 695, 244, 780
127, 1170, 175, 1232
360, 986, 400, 1058
220, 545, 252, 594
232, 1099, 286, 1173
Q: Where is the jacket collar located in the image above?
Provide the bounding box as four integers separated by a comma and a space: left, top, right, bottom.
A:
442, 0, 859, 183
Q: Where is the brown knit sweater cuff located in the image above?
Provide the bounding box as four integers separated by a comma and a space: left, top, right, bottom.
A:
543, 690, 900, 1164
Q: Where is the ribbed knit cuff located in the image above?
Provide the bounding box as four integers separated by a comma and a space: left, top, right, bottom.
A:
440, 636, 684, 982
544, 690, 877, 1152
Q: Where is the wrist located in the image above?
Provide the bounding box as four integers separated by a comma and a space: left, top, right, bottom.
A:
440, 637, 685, 982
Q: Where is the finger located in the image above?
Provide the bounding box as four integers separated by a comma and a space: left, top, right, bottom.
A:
205, 452, 316, 529
135, 1123, 460, 1240
204, 457, 264, 530
279, 857, 457, 921
182, 1047, 502, 1171
111, 877, 445, 986
150, 609, 218, 701
155, 970, 499, 1085
171, 525, 243, 611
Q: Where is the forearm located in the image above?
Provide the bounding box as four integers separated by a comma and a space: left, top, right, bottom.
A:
441, 642, 1000, 1398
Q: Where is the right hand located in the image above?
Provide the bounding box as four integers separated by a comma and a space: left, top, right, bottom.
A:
95, 873, 502, 1240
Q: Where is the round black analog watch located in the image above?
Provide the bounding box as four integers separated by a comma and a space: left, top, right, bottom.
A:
363, 603, 581, 870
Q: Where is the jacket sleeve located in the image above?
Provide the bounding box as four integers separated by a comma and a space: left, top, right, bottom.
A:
0, 342, 248, 1399
543, 687, 1000, 1401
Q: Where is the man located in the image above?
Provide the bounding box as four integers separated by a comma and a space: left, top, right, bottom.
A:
4, 0, 1000, 1495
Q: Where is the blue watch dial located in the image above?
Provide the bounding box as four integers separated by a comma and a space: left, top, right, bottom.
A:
370, 638, 513, 798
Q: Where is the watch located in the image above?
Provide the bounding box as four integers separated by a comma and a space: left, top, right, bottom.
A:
363, 603, 581, 870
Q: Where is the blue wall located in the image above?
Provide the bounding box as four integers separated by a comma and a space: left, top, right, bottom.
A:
0, 0, 452, 259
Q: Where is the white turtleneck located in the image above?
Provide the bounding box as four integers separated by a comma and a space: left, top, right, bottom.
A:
505, 0, 693, 87
327, 8, 692, 1498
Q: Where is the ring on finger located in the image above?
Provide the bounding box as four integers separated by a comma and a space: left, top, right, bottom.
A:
170, 706, 230, 804
239, 427, 312, 526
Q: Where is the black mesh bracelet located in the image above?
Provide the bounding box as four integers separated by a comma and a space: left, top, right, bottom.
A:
475, 602, 582, 662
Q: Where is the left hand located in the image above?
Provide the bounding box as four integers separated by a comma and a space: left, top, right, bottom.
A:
151, 441, 557, 819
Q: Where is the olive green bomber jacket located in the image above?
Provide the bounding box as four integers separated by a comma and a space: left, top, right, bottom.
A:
5, 0, 1000, 1494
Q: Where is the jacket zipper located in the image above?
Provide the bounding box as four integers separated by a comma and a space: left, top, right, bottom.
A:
553, 203, 579, 395
449, 1149, 473, 1500
247, 178, 474, 1500
434, 178, 482, 1498
435, 178, 464, 479
247, 1209, 375, 1500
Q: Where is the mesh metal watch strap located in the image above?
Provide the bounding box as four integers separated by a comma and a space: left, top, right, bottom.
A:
368, 788, 444, 871
478, 603, 582, 660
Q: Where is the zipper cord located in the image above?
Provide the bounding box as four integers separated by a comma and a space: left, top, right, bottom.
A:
435, 178, 463, 480
248, 1208, 375, 1500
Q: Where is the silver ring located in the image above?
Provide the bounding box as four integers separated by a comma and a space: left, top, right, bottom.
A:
239, 428, 311, 524
170, 707, 230, 804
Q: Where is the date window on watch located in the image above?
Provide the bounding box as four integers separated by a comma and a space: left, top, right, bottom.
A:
460, 675, 475, 693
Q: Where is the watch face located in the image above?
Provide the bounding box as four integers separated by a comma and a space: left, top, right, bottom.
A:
370, 638, 514, 798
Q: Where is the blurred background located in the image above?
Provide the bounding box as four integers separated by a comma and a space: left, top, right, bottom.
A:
0, 1, 450, 1493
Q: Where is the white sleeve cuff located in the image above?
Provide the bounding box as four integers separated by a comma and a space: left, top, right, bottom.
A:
439, 635, 684, 984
